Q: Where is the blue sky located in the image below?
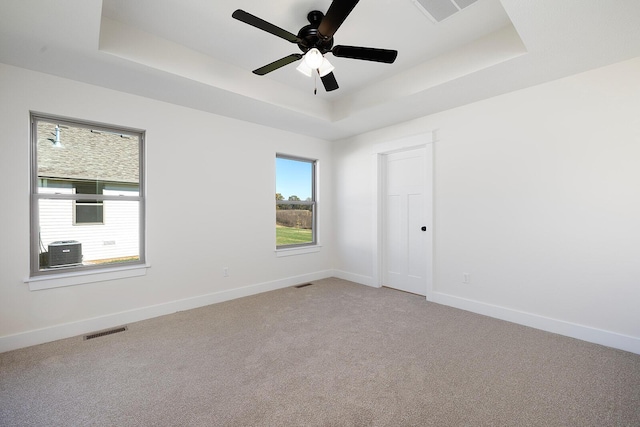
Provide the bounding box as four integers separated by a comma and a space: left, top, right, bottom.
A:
276, 157, 312, 200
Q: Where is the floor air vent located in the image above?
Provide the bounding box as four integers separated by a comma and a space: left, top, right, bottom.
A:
84, 326, 128, 341
294, 283, 314, 289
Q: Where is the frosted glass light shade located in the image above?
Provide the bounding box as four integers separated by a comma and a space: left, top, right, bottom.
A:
296, 61, 313, 77
318, 58, 335, 77
304, 48, 323, 69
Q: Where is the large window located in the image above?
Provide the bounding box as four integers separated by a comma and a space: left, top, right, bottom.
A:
30, 113, 145, 276
276, 155, 316, 248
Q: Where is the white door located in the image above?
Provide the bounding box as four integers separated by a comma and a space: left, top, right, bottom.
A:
383, 147, 428, 295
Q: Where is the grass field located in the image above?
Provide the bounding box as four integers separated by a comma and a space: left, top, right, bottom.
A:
276, 225, 312, 246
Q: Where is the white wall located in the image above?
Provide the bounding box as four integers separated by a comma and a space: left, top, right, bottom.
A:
2, 57, 639, 354
332, 57, 640, 353
0, 64, 333, 350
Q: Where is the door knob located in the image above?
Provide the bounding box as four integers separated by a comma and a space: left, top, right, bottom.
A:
421, 226, 427, 231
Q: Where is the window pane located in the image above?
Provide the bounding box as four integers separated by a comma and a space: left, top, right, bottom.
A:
37, 199, 140, 270
276, 155, 315, 247
276, 206, 314, 246
276, 157, 312, 201
36, 121, 139, 193
32, 114, 144, 277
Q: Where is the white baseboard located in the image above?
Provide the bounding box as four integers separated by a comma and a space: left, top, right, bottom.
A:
431, 292, 640, 355
0, 270, 333, 353
332, 270, 376, 287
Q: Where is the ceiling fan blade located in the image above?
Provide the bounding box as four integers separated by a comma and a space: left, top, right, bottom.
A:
318, 0, 360, 40
232, 9, 301, 44
321, 72, 339, 92
332, 45, 398, 63
253, 54, 303, 75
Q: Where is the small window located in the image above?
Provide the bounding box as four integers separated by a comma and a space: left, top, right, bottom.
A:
31, 114, 145, 276
74, 200, 104, 224
74, 182, 105, 224
276, 155, 316, 248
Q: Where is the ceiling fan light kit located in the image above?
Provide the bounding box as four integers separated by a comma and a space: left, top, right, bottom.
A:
232, 0, 398, 92
296, 50, 335, 78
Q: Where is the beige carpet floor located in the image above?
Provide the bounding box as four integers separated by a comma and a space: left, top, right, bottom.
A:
1, 278, 639, 426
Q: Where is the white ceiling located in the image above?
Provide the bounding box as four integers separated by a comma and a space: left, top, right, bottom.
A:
1, 0, 640, 141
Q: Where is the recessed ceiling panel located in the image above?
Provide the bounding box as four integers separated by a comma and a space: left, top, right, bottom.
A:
2, 0, 640, 141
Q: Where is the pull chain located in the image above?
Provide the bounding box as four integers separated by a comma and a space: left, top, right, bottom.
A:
314, 70, 318, 95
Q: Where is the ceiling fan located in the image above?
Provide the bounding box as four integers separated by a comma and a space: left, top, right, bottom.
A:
232, 0, 398, 92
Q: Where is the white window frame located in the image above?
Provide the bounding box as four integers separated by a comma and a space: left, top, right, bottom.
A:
275, 154, 318, 251
28, 113, 147, 288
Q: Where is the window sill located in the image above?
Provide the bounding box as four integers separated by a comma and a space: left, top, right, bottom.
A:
275, 245, 322, 257
25, 263, 150, 291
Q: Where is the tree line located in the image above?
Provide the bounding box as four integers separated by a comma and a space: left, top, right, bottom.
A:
276, 193, 312, 211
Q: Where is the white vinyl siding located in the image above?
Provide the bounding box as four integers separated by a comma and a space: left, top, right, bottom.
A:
37, 187, 139, 264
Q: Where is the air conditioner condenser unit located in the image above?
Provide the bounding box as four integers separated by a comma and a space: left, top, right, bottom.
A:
48, 240, 82, 267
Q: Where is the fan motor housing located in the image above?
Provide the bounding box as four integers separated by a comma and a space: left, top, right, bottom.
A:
297, 11, 334, 54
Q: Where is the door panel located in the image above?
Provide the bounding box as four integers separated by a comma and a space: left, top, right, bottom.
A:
383, 148, 427, 295
386, 194, 402, 276
407, 193, 424, 279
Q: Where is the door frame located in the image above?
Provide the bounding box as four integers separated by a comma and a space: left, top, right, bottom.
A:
372, 132, 434, 300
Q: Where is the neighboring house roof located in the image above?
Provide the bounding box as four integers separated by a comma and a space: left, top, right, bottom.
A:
37, 121, 139, 184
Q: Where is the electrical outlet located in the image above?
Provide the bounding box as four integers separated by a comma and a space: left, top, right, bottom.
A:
462, 273, 470, 284
223, 267, 229, 277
